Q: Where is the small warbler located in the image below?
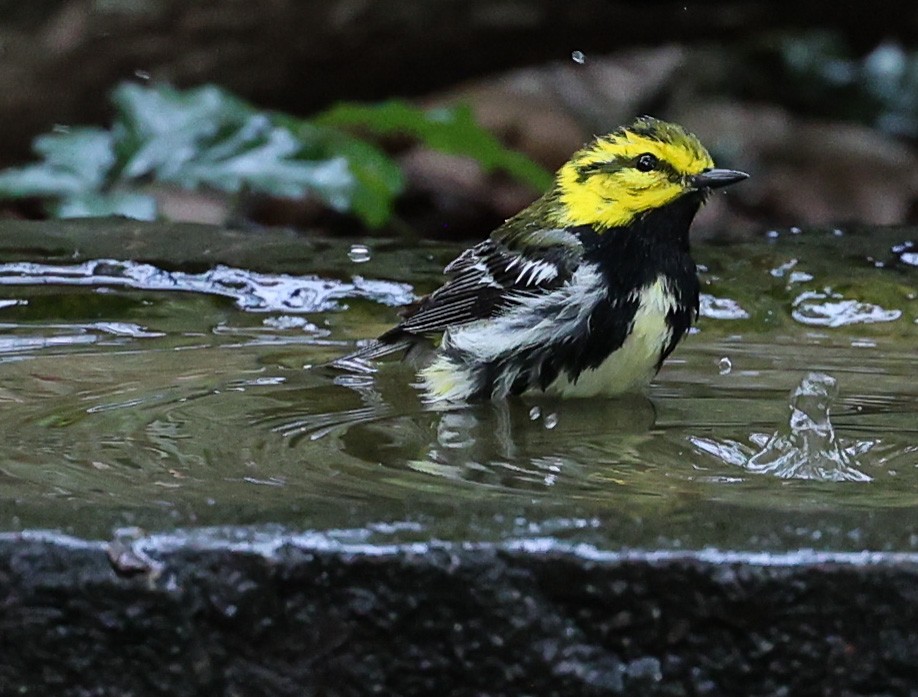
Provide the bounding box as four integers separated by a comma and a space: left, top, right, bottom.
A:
341, 116, 748, 401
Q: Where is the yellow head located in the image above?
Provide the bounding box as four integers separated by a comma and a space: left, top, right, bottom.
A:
553, 116, 744, 230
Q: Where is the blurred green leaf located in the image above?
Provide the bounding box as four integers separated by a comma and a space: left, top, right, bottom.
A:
35, 128, 116, 188
111, 84, 358, 212
0, 84, 546, 228
301, 124, 404, 227
0, 164, 88, 198
0, 128, 114, 198
315, 100, 553, 190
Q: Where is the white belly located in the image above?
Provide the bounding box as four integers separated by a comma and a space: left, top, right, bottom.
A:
545, 277, 676, 398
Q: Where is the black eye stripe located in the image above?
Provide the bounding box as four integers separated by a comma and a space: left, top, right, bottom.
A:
576, 154, 683, 181
575, 159, 626, 181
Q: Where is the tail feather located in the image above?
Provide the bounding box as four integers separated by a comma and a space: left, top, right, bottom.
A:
329, 338, 413, 373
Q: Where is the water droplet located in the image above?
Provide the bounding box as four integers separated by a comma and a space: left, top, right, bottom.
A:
51, 124, 71, 134
832, 228, 844, 237
718, 357, 732, 375
790, 226, 802, 235
529, 406, 541, 421
134, 69, 151, 81
543, 413, 559, 429
766, 230, 779, 239
348, 244, 372, 263
571, 50, 585, 64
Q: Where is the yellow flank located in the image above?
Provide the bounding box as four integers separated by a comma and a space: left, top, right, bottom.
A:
553, 121, 715, 229
420, 356, 470, 401
545, 277, 675, 397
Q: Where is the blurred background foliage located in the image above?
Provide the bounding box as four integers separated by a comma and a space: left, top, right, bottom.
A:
0, 1, 916, 238
0, 84, 550, 227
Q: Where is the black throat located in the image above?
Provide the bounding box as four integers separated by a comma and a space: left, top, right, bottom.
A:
576, 192, 704, 296
533, 193, 703, 386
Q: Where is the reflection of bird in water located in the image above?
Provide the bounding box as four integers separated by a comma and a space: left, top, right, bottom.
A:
692, 372, 871, 482
271, 365, 660, 493
401, 397, 658, 490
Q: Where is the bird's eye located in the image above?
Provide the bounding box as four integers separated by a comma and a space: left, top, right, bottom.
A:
635, 153, 658, 172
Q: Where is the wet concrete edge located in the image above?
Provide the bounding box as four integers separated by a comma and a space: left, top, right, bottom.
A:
2, 530, 917, 696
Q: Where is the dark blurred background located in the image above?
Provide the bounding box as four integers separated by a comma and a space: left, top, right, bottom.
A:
2, 0, 917, 238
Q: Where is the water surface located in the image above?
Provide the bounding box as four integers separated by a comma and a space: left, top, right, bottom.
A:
0, 219, 915, 549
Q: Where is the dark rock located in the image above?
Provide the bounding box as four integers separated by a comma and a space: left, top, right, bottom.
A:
2, 531, 918, 696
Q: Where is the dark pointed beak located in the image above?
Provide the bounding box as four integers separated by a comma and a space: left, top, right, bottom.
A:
691, 168, 749, 190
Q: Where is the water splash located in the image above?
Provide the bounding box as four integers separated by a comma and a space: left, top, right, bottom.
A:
0, 259, 414, 313
691, 372, 872, 482
746, 373, 870, 481
792, 289, 901, 327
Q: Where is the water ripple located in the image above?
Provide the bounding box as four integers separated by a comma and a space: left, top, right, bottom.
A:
0, 259, 415, 313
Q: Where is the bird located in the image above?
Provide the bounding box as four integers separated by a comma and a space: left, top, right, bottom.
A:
338, 116, 748, 402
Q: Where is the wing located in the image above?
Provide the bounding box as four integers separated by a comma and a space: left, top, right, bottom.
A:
383, 226, 584, 340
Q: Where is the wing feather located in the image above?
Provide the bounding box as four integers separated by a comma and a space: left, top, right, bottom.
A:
383, 228, 584, 341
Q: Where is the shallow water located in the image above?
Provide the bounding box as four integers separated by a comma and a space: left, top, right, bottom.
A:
0, 219, 915, 549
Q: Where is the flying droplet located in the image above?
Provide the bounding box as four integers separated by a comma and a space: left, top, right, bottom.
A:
718, 357, 732, 375
544, 413, 559, 429
571, 50, 586, 64
347, 244, 372, 263
529, 406, 541, 421
134, 69, 151, 81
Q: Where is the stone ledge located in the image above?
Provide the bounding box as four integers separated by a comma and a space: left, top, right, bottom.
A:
2, 531, 917, 696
